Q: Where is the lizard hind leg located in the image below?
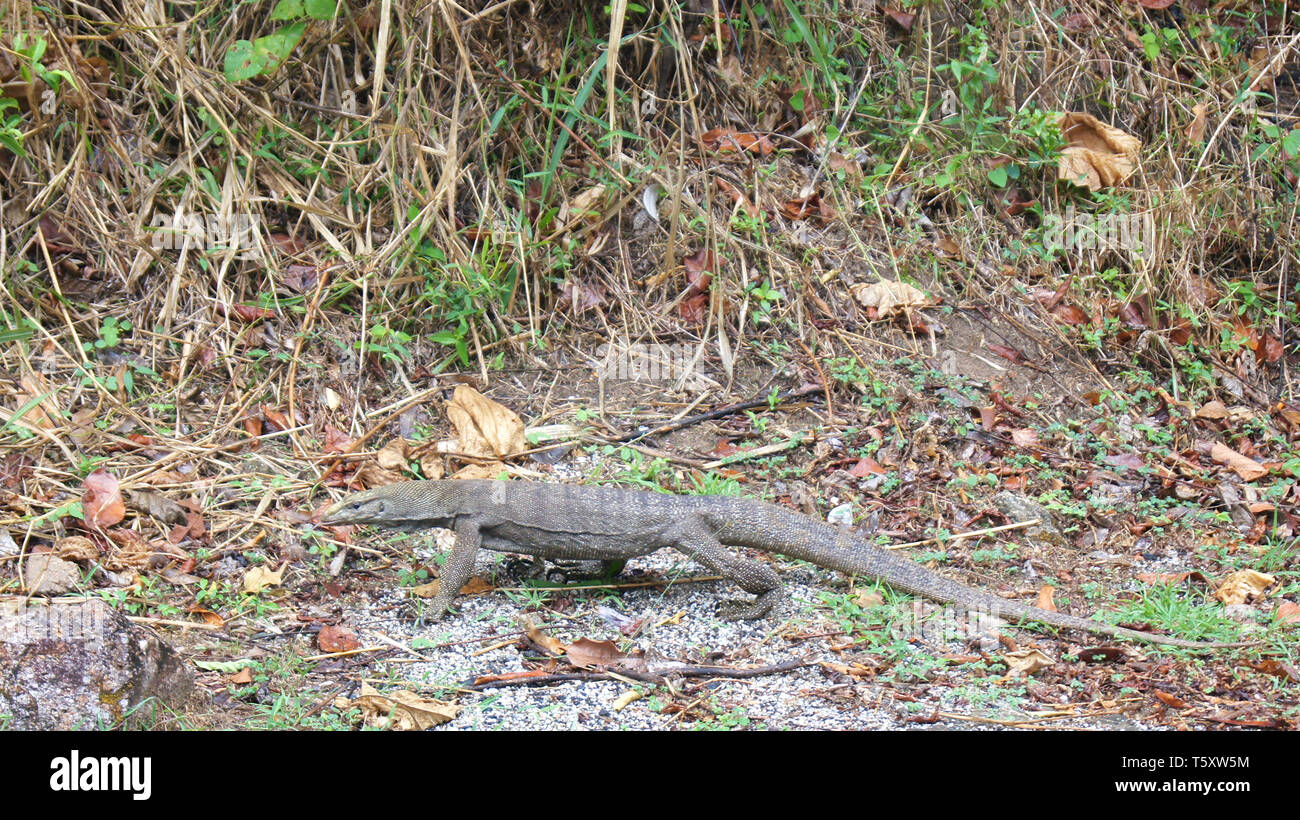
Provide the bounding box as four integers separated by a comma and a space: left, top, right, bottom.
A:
671, 523, 783, 620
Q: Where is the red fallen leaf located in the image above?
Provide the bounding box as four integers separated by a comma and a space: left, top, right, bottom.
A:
882, 6, 915, 29
216, 303, 274, 323
850, 457, 885, 477
699, 128, 775, 156
1104, 452, 1146, 471
1258, 332, 1283, 364
229, 667, 254, 685
318, 624, 361, 653
473, 669, 551, 685
323, 424, 355, 454
1118, 299, 1150, 328
978, 406, 997, 431
1010, 428, 1040, 448
185, 605, 225, 628
262, 405, 293, 431
683, 248, 719, 281
1136, 570, 1208, 585
283, 264, 319, 293
1001, 187, 1037, 217
1061, 12, 1091, 32
680, 293, 710, 324
1050, 304, 1088, 325
1153, 690, 1188, 708
988, 344, 1024, 364
270, 233, 306, 256
566, 637, 627, 668
38, 216, 79, 253
82, 469, 126, 528
1277, 601, 1300, 626
780, 193, 834, 221
716, 177, 761, 217
709, 439, 740, 458
1036, 586, 1057, 612
243, 415, 263, 438
1169, 317, 1192, 345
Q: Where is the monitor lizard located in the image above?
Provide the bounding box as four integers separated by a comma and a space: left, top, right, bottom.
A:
319, 479, 1255, 649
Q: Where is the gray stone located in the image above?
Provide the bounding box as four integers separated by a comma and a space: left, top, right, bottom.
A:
23, 553, 82, 595
0, 598, 205, 729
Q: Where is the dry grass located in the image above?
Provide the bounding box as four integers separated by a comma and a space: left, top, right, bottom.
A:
0, 0, 1298, 726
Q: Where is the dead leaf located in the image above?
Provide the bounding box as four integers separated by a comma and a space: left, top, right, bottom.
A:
1210, 442, 1267, 481
1035, 585, 1057, 612
318, 624, 361, 653
446, 385, 526, 460
700, 128, 774, 156
1277, 601, 1300, 626
1057, 112, 1141, 191
1213, 569, 1274, 605
556, 184, 607, 232
566, 637, 628, 669
419, 453, 445, 480
1196, 400, 1229, 420
82, 469, 126, 528
850, 280, 929, 318
1002, 648, 1054, 677
15, 373, 59, 429
1186, 103, 1208, 144
54, 535, 99, 561
523, 617, 566, 656
376, 437, 411, 471
1011, 429, 1041, 448
347, 682, 459, 730
353, 462, 406, 488
449, 462, 508, 481
243, 562, 287, 594
127, 490, 188, 526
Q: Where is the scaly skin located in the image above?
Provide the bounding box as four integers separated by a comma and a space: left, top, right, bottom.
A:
320, 479, 1255, 649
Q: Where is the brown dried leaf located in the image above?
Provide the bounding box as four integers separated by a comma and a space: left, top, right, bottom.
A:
1210, 442, 1267, 481
243, 562, 287, 594
1277, 601, 1300, 626
699, 128, 774, 156
446, 385, 526, 460
566, 637, 628, 669
82, 469, 126, 528
318, 624, 362, 653
1035, 585, 1057, 612
54, 535, 99, 561
524, 617, 566, 656
1057, 112, 1141, 190
1213, 569, 1274, 605
1002, 648, 1054, 677
347, 682, 460, 730
127, 490, 188, 526
376, 437, 411, 471
850, 280, 929, 319
1186, 103, 1208, 144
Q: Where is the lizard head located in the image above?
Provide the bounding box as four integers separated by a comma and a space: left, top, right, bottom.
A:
318, 481, 457, 530
319, 488, 397, 526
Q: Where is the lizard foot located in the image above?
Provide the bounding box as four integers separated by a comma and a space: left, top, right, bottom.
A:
716, 596, 774, 620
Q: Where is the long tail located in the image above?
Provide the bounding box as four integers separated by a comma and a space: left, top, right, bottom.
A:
754, 506, 1254, 650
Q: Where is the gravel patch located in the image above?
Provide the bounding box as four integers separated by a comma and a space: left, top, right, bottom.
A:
337, 537, 1158, 731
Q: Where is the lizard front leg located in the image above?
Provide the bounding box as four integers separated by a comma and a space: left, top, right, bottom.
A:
671, 521, 783, 619
427, 516, 484, 620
